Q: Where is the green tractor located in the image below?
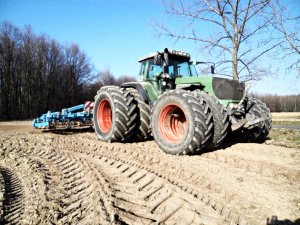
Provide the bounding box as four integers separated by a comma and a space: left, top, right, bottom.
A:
93, 48, 272, 155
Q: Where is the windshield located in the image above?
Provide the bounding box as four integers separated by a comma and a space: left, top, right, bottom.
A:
147, 59, 197, 79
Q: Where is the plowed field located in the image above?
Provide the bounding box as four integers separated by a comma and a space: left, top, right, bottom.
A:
0, 121, 299, 225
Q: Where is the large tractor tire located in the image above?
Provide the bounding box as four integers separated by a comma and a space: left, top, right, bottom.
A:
93, 86, 137, 142
151, 90, 213, 155
196, 91, 229, 150
126, 88, 151, 141
246, 98, 272, 142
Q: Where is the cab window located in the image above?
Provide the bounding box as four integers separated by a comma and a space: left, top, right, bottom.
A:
148, 62, 163, 79
139, 62, 146, 76
176, 62, 191, 77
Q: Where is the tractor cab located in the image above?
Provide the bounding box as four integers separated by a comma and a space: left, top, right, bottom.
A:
135, 48, 245, 107
138, 48, 197, 93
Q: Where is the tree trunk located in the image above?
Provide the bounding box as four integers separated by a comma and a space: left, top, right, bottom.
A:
232, 48, 239, 80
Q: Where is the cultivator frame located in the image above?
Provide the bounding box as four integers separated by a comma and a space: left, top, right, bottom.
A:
32, 102, 93, 130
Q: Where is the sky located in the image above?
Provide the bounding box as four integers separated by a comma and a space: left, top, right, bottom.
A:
0, 0, 299, 95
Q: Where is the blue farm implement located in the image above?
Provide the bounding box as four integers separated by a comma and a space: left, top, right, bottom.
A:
32, 102, 94, 130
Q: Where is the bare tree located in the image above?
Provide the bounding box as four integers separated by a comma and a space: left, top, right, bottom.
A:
269, 0, 300, 77
0, 22, 21, 120
0, 22, 96, 120
64, 43, 94, 105
250, 93, 300, 112
156, 0, 284, 80
115, 75, 136, 86
98, 68, 116, 86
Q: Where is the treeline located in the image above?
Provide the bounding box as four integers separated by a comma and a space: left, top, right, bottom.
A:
250, 94, 300, 112
0, 22, 135, 120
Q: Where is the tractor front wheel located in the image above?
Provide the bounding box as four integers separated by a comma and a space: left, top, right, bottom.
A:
151, 90, 213, 155
246, 98, 272, 142
195, 91, 229, 150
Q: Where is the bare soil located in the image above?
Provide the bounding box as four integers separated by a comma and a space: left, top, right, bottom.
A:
0, 121, 299, 225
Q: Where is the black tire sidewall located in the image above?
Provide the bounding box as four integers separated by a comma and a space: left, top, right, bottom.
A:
93, 91, 116, 141
196, 92, 228, 150
248, 98, 272, 141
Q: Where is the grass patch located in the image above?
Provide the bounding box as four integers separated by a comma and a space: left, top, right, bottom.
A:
267, 129, 300, 149
272, 120, 300, 126
271, 112, 300, 120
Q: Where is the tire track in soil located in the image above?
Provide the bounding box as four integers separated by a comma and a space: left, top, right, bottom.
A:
0, 167, 24, 224
1, 125, 300, 224
23, 148, 113, 225
59, 133, 299, 224
0, 132, 251, 225
0, 138, 114, 225
72, 149, 250, 225
78, 135, 299, 224
0, 171, 4, 221
59, 135, 253, 224
0, 153, 51, 225
29, 132, 253, 224
86, 155, 228, 225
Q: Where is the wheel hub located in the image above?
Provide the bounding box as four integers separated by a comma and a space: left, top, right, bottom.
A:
158, 104, 188, 144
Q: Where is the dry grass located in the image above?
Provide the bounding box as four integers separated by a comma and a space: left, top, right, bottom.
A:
272, 112, 300, 120
271, 112, 300, 126
268, 112, 300, 149
272, 120, 300, 126
267, 129, 300, 149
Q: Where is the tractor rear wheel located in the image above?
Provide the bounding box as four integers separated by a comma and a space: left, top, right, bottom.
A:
93, 86, 138, 142
126, 88, 151, 141
246, 98, 272, 142
195, 91, 229, 150
151, 90, 213, 155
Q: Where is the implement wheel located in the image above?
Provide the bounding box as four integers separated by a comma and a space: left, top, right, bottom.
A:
151, 90, 213, 155
93, 86, 137, 142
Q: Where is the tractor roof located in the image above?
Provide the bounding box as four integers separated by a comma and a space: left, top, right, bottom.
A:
138, 50, 191, 62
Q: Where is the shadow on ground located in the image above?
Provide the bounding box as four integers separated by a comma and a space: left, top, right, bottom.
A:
267, 216, 300, 225
42, 127, 95, 135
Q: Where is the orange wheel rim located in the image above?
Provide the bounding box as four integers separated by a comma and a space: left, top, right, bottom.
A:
158, 104, 188, 144
97, 99, 112, 133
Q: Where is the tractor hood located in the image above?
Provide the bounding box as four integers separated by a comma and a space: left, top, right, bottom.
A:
175, 76, 245, 101
212, 77, 245, 100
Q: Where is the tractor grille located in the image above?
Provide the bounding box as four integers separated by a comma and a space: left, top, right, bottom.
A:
212, 77, 245, 100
